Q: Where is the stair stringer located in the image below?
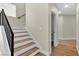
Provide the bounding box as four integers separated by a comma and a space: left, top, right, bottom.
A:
25, 27, 49, 56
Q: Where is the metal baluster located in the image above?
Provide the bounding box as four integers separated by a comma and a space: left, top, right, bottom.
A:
1, 13, 2, 25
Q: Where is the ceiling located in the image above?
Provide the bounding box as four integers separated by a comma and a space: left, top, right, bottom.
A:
55, 3, 77, 15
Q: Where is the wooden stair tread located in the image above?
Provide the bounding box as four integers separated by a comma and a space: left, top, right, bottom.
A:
35, 52, 45, 56
19, 47, 38, 56
14, 42, 35, 52
14, 38, 32, 44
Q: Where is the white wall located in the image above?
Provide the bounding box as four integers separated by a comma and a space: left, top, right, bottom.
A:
14, 3, 25, 17
15, 3, 26, 27
0, 26, 3, 55
58, 15, 63, 39
0, 26, 10, 56
7, 16, 25, 27
26, 3, 49, 54
26, 3, 59, 55
63, 15, 76, 39
58, 15, 76, 40
0, 3, 16, 17
7, 3, 26, 27
0, 3, 26, 27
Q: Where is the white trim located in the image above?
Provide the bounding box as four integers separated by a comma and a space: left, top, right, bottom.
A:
39, 50, 49, 56
14, 40, 33, 48
14, 36, 32, 42
76, 4, 79, 55
15, 45, 36, 56
54, 40, 59, 47
30, 50, 39, 56
50, 10, 59, 54
76, 45, 79, 55
58, 38, 76, 40
33, 40, 49, 55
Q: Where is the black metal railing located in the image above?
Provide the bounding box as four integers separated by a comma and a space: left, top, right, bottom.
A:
0, 9, 14, 56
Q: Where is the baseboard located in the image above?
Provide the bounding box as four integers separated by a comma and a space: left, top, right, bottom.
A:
34, 40, 50, 56
54, 40, 59, 47
76, 42, 79, 55
78, 50, 79, 55
58, 38, 76, 40
76, 46, 79, 55
39, 50, 49, 56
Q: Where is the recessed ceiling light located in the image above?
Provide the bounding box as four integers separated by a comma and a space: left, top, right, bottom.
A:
64, 5, 69, 8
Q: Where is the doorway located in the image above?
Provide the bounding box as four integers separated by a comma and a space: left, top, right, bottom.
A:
51, 12, 55, 47
51, 12, 56, 56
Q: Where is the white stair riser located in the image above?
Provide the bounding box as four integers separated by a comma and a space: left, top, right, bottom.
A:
15, 45, 36, 56
14, 40, 33, 48
13, 30, 27, 33
14, 33, 29, 37
14, 36, 32, 42
12, 27, 25, 30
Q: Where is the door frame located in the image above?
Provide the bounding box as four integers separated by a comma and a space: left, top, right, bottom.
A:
51, 12, 55, 46
49, 10, 59, 55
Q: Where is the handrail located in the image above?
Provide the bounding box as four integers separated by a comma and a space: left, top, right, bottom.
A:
0, 9, 14, 56
17, 14, 25, 19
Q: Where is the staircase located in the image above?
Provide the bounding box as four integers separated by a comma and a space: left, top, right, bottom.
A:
13, 27, 45, 56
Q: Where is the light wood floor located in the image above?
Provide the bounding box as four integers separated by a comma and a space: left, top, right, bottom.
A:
51, 40, 78, 56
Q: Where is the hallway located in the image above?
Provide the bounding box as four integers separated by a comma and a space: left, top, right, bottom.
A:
51, 40, 78, 56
